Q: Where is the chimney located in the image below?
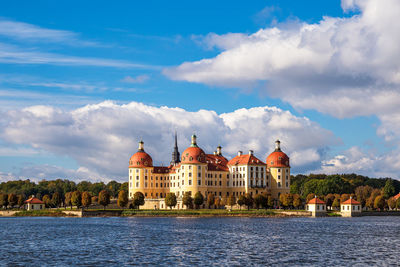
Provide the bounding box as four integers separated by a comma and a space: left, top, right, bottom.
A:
238, 151, 243, 156
249, 150, 254, 156
217, 145, 222, 156
275, 140, 281, 151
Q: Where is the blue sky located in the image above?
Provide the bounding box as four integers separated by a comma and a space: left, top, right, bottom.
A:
1, 0, 399, 182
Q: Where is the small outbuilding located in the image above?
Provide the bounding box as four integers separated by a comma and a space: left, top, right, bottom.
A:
341, 197, 362, 217
24, 196, 44, 211
306, 196, 326, 217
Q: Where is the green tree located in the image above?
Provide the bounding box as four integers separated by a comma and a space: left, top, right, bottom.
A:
17, 194, 25, 208
51, 192, 62, 208
332, 198, 340, 210
193, 192, 204, 209
42, 194, 52, 208
71, 191, 82, 208
182, 192, 193, 209
292, 194, 302, 209
165, 193, 177, 209
117, 190, 129, 208
64, 192, 72, 209
8, 193, 18, 208
254, 194, 266, 209
243, 194, 253, 210
374, 195, 385, 210
0, 193, 9, 209
227, 195, 236, 209
396, 198, 400, 210
267, 195, 274, 209
207, 193, 215, 208
133, 192, 145, 209
325, 194, 335, 210
82, 191, 92, 209
98, 190, 111, 210
237, 195, 246, 210
383, 179, 396, 199
107, 180, 121, 198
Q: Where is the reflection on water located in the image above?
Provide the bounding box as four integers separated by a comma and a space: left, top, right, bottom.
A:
0, 216, 399, 266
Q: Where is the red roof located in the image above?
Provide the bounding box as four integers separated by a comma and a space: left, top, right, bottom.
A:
25, 197, 44, 204
394, 193, 400, 200
181, 146, 207, 164
129, 151, 153, 168
307, 197, 325, 204
206, 154, 229, 172
227, 154, 266, 166
153, 166, 170, 174
342, 198, 361, 205
266, 151, 290, 168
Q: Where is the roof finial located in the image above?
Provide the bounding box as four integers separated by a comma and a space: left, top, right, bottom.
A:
138, 140, 144, 152
191, 133, 198, 147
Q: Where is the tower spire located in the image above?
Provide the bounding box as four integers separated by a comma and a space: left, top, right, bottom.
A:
171, 131, 180, 165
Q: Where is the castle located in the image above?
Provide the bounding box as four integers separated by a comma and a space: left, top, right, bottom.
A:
128, 134, 290, 209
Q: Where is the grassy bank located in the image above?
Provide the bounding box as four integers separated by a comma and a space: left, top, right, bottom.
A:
14, 209, 76, 217
120, 209, 281, 217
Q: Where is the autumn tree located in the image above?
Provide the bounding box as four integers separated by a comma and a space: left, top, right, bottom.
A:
207, 193, 215, 208
325, 194, 335, 210
17, 194, 25, 208
65, 192, 72, 209
71, 191, 82, 208
267, 195, 274, 209
254, 194, 265, 209
133, 192, 145, 209
82, 191, 92, 209
355, 185, 373, 207
8, 193, 17, 208
117, 190, 128, 208
182, 192, 193, 209
42, 194, 52, 208
0, 193, 8, 209
374, 195, 385, 210
280, 193, 293, 208
243, 194, 254, 210
366, 189, 381, 210
193, 192, 204, 209
292, 194, 302, 209
387, 197, 396, 210
237, 195, 246, 210
51, 192, 62, 208
227, 195, 236, 210
396, 198, 400, 210
165, 193, 177, 209
91, 196, 98, 205
98, 190, 111, 210
214, 197, 221, 209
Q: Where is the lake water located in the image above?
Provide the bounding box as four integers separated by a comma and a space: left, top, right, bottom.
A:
0, 216, 399, 266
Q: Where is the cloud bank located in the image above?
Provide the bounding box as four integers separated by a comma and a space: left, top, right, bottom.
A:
0, 101, 337, 182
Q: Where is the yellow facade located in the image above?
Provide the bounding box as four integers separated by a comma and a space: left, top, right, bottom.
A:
128, 137, 291, 207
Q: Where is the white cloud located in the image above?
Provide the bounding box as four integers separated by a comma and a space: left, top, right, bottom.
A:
0, 101, 337, 182
316, 146, 400, 178
0, 42, 159, 69
0, 19, 98, 46
121, 75, 150, 84
164, 0, 400, 119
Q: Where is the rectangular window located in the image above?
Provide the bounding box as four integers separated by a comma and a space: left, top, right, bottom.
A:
189, 172, 192, 177
219, 181, 222, 186
198, 180, 201, 186
182, 180, 184, 185
227, 181, 229, 186
136, 176, 139, 180
278, 169, 281, 173
198, 173, 201, 178
136, 182, 139, 187
145, 182, 148, 187
145, 176, 147, 180
189, 180, 192, 185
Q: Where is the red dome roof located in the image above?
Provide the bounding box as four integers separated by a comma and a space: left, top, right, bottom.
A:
129, 151, 153, 168
181, 146, 206, 164
266, 151, 290, 168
